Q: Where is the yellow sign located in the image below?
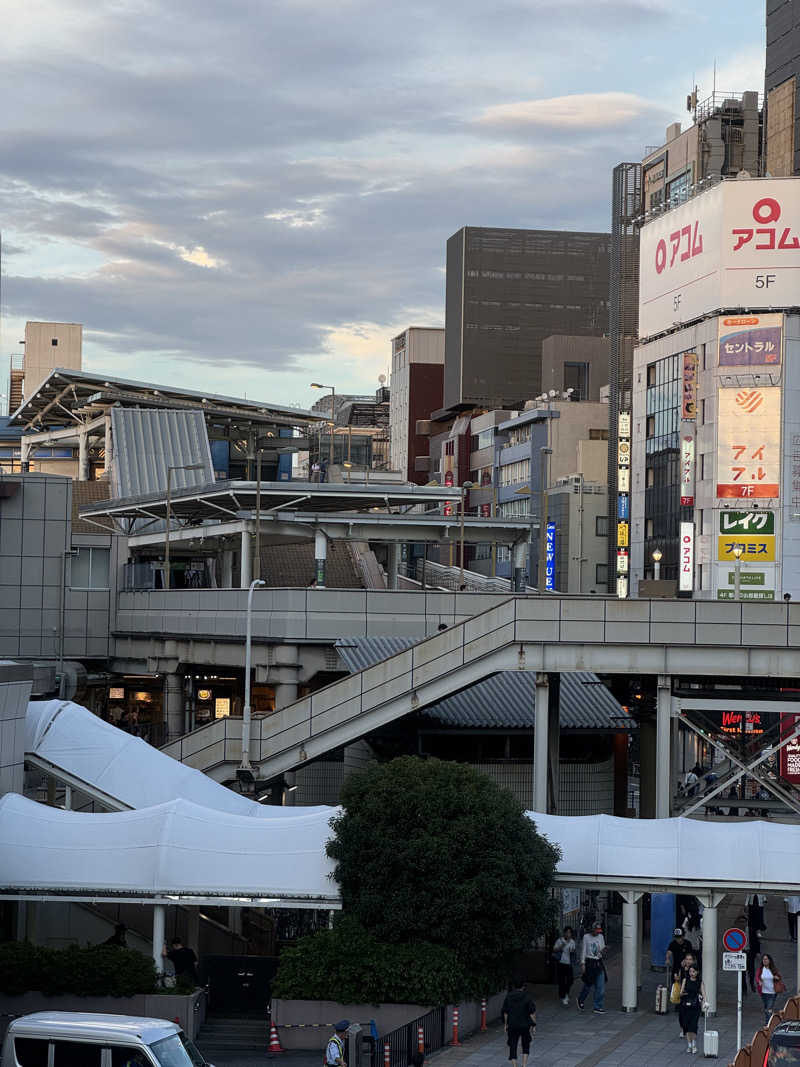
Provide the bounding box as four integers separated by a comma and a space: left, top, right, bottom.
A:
717, 535, 776, 562
617, 522, 629, 547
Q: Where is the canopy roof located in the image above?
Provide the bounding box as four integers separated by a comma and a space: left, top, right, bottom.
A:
0, 793, 338, 907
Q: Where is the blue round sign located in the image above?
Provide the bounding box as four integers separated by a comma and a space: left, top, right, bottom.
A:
723, 927, 747, 952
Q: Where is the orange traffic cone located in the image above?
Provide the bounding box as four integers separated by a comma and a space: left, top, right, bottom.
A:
480, 998, 487, 1032
268, 1022, 284, 1054
450, 1007, 461, 1046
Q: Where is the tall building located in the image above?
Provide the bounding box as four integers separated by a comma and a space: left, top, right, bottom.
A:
8, 322, 83, 412
765, 0, 800, 175
443, 227, 610, 411
388, 327, 444, 483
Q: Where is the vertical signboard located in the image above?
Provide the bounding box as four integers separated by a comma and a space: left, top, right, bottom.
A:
680, 430, 695, 506
545, 522, 556, 591
679, 522, 694, 592
780, 713, 800, 785
682, 353, 698, 419
616, 411, 631, 597
716, 387, 781, 499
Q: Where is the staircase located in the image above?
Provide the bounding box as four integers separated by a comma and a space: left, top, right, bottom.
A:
195, 1017, 268, 1057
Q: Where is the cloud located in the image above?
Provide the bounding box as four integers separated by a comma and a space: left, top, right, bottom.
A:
477, 92, 658, 130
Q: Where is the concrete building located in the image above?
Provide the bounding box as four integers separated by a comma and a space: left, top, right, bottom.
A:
766, 0, 800, 176
540, 334, 610, 402
444, 226, 610, 411
10, 322, 83, 410
389, 327, 444, 483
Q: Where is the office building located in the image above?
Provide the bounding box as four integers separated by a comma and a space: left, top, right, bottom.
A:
389, 327, 445, 483
444, 227, 610, 411
766, 0, 800, 175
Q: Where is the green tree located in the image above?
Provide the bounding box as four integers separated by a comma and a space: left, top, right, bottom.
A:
326, 757, 559, 983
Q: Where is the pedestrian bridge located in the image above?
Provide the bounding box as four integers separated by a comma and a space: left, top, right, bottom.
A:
159, 595, 800, 784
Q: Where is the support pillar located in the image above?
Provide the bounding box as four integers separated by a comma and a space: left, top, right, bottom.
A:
533, 673, 549, 812
282, 771, 297, 806
20, 438, 31, 472
512, 541, 527, 592
164, 673, 183, 741
636, 897, 643, 991
639, 715, 656, 819
240, 527, 252, 588
221, 550, 233, 589
265, 646, 299, 710
104, 415, 113, 477
621, 891, 644, 1012
78, 430, 90, 481
699, 893, 724, 1015
547, 673, 560, 813
386, 543, 399, 590
153, 903, 166, 977
314, 529, 328, 588
656, 675, 672, 819
64, 785, 72, 810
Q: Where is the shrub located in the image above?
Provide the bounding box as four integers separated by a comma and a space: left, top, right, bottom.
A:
0, 941, 158, 997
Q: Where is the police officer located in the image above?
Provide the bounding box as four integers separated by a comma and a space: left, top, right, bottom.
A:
326, 1020, 349, 1067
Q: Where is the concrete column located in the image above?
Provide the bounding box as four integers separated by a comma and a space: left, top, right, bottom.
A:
20, 438, 31, 471
240, 527, 252, 588
700, 894, 724, 1015
104, 415, 113, 476
164, 673, 183, 740
64, 785, 72, 810
186, 907, 200, 956
263, 647, 299, 710
221, 550, 233, 589
314, 529, 327, 588
621, 891, 644, 1011
386, 543, 400, 591
639, 715, 656, 819
533, 672, 549, 812
153, 903, 166, 977
636, 897, 643, 991
547, 673, 560, 813
656, 675, 671, 819
78, 430, 90, 481
282, 771, 297, 806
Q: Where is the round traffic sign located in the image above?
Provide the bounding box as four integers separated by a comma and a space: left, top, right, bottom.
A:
723, 927, 747, 952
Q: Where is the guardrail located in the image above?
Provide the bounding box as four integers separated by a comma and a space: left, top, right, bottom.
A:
374, 1007, 446, 1067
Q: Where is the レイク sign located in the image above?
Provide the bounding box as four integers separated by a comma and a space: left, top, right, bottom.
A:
679, 522, 694, 592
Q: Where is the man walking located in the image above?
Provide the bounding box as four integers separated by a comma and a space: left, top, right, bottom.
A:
502, 977, 536, 1067
577, 921, 608, 1014
325, 1021, 349, 1067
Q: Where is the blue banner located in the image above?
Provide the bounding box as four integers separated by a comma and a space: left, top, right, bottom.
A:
618, 494, 630, 520
545, 522, 556, 591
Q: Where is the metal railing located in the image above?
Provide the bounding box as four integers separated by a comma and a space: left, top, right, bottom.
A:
373, 1007, 446, 1067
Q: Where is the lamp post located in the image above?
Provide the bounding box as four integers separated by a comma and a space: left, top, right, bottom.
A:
733, 543, 744, 601
652, 547, 663, 581
459, 480, 474, 586
538, 447, 552, 593
165, 463, 204, 590
310, 382, 335, 467
241, 578, 266, 772
254, 433, 275, 582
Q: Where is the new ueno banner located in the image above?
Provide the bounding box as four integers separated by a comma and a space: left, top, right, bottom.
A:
639, 179, 800, 338
716, 386, 781, 499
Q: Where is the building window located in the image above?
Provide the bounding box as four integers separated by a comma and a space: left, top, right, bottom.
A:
444, 440, 455, 456
700, 398, 705, 424
699, 453, 705, 480
646, 415, 655, 437
588, 428, 608, 441
51, 338, 58, 346
646, 466, 655, 487
647, 364, 657, 387
646, 518, 654, 538
595, 515, 608, 537
596, 563, 608, 585
71, 547, 110, 589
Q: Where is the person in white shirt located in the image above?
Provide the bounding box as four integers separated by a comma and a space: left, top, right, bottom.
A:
326, 1021, 349, 1067
577, 921, 607, 1014
552, 926, 576, 1005
755, 953, 784, 1026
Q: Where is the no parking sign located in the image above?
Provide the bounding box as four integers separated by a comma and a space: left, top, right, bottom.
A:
723, 927, 747, 952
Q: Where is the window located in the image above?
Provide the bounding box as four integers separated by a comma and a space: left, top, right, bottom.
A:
71, 547, 110, 589
588, 428, 608, 441
14, 1039, 49, 1067
112, 1048, 153, 1067
51, 338, 59, 346
54, 1041, 102, 1067
595, 515, 608, 537
699, 453, 705, 480
150, 1035, 195, 1067
647, 365, 657, 387
646, 518, 654, 538
646, 415, 655, 437
646, 467, 655, 487
444, 440, 454, 456
596, 563, 608, 585
700, 398, 705, 424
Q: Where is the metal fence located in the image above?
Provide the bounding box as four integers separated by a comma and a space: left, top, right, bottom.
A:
371, 1007, 447, 1067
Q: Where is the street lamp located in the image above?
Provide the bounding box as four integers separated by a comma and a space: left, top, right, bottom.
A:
310, 382, 335, 467
254, 433, 275, 582
652, 547, 663, 581
538, 447, 552, 593
732, 543, 744, 601
459, 480, 474, 586
241, 578, 266, 772
165, 463, 204, 590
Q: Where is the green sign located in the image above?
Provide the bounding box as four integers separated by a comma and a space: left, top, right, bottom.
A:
719, 511, 775, 535
717, 589, 775, 601
726, 571, 766, 586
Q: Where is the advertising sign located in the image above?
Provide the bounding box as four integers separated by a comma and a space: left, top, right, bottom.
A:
616, 575, 628, 599
617, 522, 629, 548
617, 467, 630, 492
618, 494, 630, 520
717, 587, 776, 600
617, 551, 629, 574
618, 412, 631, 437
679, 522, 694, 592
716, 387, 780, 499
717, 535, 776, 562
639, 180, 800, 338
680, 431, 695, 506
719, 313, 783, 366
719, 511, 775, 534
618, 440, 631, 467
545, 521, 556, 591
780, 713, 800, 785
682, 353, 698, 419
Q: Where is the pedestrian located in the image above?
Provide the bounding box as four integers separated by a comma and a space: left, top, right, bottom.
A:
679, 964, 706, 1055
162, 936, 198, 985
501, 977, 536, 1067
552, 926, 576, 1005
756, 953, 786, 1026
320, 458, 329, 483
745, 927, 761, 996
577, 920, 607, 1014
684, 764, 701, 797
101, 922, 127, 947
784, 895, 800, 942
325, 1021, 349, 1067
666, 927, 691, 983
745, 892, 767, 935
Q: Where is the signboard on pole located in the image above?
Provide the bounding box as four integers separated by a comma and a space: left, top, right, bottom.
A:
682, 352, 698, 418
723, 952, 747, 971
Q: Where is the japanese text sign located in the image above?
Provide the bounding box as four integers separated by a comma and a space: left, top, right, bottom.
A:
682, 352, 698, 419
680, 431, 695, 506
719, 313, 783, 367
716, 387, 780, 499
719, 511, 775, 535
717, 535, 776, 562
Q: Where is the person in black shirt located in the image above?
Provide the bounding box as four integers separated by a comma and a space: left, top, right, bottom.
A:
666, 928, 691, 982
162, 937, 198, 985
502, 977, 536, 1067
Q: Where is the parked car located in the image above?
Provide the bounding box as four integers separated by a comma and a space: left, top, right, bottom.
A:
769, 1021, 800, 1065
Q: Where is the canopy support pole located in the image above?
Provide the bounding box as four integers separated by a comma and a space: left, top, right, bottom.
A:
698, 892, 725, 1015
153, 903, 166, 978
533, 673, 549, 813
656, 675, 671, 819
621, 891, 643, 1011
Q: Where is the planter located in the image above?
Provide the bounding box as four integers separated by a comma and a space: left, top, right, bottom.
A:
0, 990, 206, 1042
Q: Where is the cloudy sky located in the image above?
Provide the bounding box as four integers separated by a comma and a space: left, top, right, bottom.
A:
1, 0, 765, 411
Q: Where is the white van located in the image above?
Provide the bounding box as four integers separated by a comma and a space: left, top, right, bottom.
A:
1, 1013, 212, 1067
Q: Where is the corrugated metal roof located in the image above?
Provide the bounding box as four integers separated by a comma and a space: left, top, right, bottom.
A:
335, 637, 630, 730
111, 408, 213, 498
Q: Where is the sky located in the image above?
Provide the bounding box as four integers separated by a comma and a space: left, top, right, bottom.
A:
0, 0, 766, 412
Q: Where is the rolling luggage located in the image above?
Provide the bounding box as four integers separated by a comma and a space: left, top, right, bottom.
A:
655, 985, 669, 1014
702, 1007, 719, 1057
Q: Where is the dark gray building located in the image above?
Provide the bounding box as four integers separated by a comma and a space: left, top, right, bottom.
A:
444, 227, 610, 411
766, 0, 800, 175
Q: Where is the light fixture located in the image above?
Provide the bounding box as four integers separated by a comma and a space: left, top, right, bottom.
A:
652, 548, 663, 562
732, 545, 744, 560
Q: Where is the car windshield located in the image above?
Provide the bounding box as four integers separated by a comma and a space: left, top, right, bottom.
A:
179, 1034, 206, 1067
150, 1036, 195, 1067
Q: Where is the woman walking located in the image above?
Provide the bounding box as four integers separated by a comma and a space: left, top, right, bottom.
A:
679, 964, 706, 1055
755, 953, 785, 1025
553, 927, 576, 1005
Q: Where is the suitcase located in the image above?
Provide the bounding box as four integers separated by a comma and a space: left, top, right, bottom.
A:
703, 1008, 719, 1057
655, 985, 669, 1014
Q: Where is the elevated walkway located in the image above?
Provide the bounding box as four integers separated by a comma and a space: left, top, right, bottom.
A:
160, 595, 800, 783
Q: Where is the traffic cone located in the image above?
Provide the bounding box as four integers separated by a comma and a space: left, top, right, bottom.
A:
450, 1007, 461, 1046
384, 1041, 391, 1067
417, 1025, 424, 1054
480, 998, 487, 1032
268, 1022, 284, 1054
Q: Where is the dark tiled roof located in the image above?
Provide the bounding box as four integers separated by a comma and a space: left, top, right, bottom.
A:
72, 480, 113, 533
335, 637, 630, 730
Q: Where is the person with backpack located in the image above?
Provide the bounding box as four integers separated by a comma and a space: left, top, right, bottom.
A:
502, 977, 537, 1067
325, 1021, 349, 1067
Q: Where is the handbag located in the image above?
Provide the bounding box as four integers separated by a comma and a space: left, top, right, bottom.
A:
775, 976, 787, 994
670, 980, 681, 1005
